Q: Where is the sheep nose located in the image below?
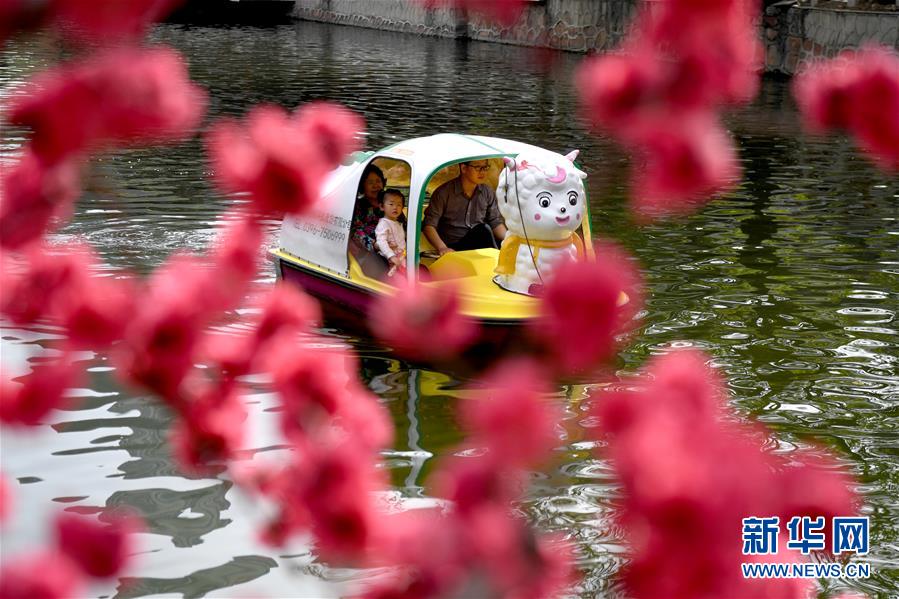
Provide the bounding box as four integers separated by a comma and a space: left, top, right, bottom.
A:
560, 206, 566, 214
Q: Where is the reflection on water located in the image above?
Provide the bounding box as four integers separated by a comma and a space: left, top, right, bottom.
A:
1, 20, 897, 598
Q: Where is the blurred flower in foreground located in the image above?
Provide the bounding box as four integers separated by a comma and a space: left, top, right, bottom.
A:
0, 473, 9, 523
0, 0, 182, 45
8, 45, 207, 164
461, 359, 560, 469
362, 360, 575, 599
0, 356, 82, 426
590, 349, 858, 598
794, 44, 899, 172
56, 511, 142, 579
49, 0, 183, 42
368, 278, 479, 361
0, 150, 80, 250
420, 0, 526, 27
0, 550, 85, 599
208, 102, 364, 215
530, 242, 642, 375
577, 0, 760, 217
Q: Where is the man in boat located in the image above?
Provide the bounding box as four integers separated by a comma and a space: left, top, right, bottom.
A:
423, 160, 507, 256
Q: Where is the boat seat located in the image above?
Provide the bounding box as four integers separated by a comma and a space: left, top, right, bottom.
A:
427, 248, 500, 281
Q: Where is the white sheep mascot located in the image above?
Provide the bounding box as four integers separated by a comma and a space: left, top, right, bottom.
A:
494, 150, 586, 296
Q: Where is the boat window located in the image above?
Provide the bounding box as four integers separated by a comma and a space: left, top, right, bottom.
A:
422, 158, 503, 205
349, 157, 412, 283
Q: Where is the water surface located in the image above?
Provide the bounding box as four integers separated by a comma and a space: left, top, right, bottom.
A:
1, 21, 897, 598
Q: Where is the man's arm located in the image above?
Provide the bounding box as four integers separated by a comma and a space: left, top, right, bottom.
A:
423, 225, 453, 256
484, 188, 507, 242
422, 190, 454, 256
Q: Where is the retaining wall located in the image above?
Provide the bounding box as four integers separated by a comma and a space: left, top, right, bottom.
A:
293, 0, 899, 73
764, 5, 898, 74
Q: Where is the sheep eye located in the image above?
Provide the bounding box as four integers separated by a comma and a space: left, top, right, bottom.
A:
568, 193, 578, 206
539, 198, 550, 208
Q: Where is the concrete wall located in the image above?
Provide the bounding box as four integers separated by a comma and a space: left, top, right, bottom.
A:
294, 0, 899, 74
293, 0, 638, 52
764, 5, 899, 74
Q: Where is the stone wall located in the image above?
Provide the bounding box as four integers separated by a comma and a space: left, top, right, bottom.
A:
294, 0, 899, 74
764, 4, 898, 74
293, 0, 638, 52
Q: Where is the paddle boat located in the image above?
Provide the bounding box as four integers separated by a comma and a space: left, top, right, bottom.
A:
271, 134, 595, 335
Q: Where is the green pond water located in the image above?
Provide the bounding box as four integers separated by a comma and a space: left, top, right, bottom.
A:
1, 20, 896, 598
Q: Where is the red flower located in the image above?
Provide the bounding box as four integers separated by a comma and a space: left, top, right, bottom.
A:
171, 382, 247, 473
206, 212, 264, 311
794, 45, 899, 171
294, 101, 365, 168
117, 253, 212, 398
576, 0, 757, 219
630, 117, 739, 217
0, 244, 84, 325
418, 0, 526, 27
0, 472, 10, 523
208, 102, 363, 215
589, 349, 859, 598
0, 551, 85, 599
462, 359, 560, 469
530, 242, 642, 374
9, 46, 206, 164
48, 0, 182, 42
577, 50, 660, 132
266, 335, 392, 450
55, 511, 142, 579
0, 150, 81, 250
368, 279, 479, 361
847, 46, 899, 172
0, 355, 82, 426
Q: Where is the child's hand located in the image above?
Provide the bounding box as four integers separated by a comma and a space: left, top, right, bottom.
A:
389, 256, 404, 268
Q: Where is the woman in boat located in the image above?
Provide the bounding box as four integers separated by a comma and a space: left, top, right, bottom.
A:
350, 163, 388, 277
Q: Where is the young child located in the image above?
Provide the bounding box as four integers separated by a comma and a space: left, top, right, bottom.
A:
375, 189, 407, 277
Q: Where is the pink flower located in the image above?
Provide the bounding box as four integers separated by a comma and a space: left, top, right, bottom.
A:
266, 335, 392, 450
419, 0, 526, 26
589, 348, 859, 598
171, 382, 247, 473
117, 253, 211, 398
794, 53, 862, 132
794, 45, 899, 171
0, 244, 84, 325
529, 242, 642, 374
0, 150, 81, 250
294, 101, 365, 168
847, 46, 899, 172
576, 0, 757, 219
368, 279, 479, 361
55, 511, 142, 579
208, 102, 363, 215
0, 551, 85, 599
462, 359, 560, 469
9, 46, 206, 164
433, 455, 522, 516
0, 355, 82, 426
48, 0, 182, 42
630, 117, 739, 217
0, 0, 46, 45
0, 472, 10, 523
206, 212, 264, 311
577, 50, 660, 132
57, 274, 135, 350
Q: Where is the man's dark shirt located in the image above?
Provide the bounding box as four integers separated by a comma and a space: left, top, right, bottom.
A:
422, 178, 503, 246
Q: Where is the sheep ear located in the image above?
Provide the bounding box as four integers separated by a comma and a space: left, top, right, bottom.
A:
503, 156, 516, 168
564, 150, 580, 163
